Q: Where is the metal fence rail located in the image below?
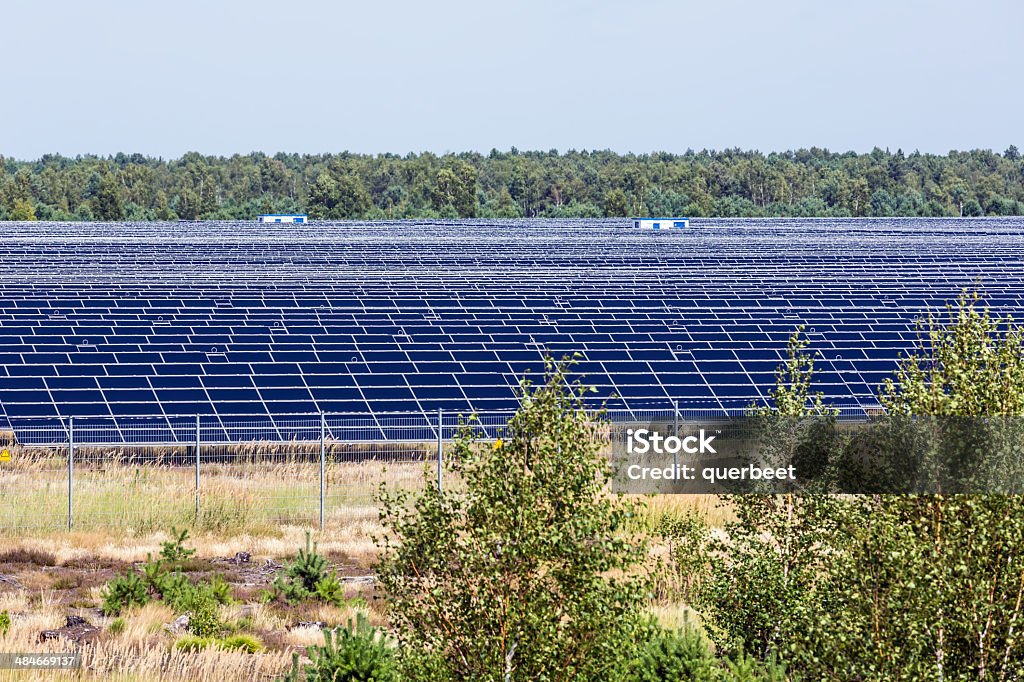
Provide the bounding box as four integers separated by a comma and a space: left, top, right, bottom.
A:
0, 405, 880, 533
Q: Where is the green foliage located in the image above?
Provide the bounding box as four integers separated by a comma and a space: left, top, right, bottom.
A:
273, 532, 345, 605
308, 172, 373, 219
285, 532, 328, 592
692, 293, 1024, 679
9, 198, 36, 221
603, 187, 629, 216
882, 289, 1024, 415
142, 554, 167, 592
653, 510, 709, 605
377, 357, 649, 681
175, 634, 264, 653
177, 585, 223, 637
5, 148, 1024, 221
627, 622, 789, 682
107, 617, 125, 635
693, 330, 845, 657
281, 614, 398, 682
312, 571, 346, 607
430, 161, 478, 217
626, 622, 717, 682
154, 568, 229, 636
220, 634, 264, 653
160, 527, 196, 564
804, 495, 1024, 679
102, 529, 227, 635
208, 573, 234, 605
157, 571, 193, 605
101, 571, 150, 615
93, 173, 125, 220
722, 651, 788, 682
798, 291, 1024, 678
0, 610, 10, 637
173, 634, 215, 651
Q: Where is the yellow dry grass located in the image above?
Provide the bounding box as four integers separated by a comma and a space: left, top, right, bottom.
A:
0, 436, 738, 680
634, 493, 734, 529
0, 586, 292, 682
0, 443, 433, 566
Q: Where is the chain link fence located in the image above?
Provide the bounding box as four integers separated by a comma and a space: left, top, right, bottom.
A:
0, 405, 878, 533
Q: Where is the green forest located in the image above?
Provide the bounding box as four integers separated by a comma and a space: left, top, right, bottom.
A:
2, 146, 1023, 221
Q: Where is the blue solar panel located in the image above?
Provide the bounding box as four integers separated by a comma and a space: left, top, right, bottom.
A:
1, 217, 1023, 435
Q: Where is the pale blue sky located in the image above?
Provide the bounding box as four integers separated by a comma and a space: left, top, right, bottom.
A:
5, 0, 1022, 159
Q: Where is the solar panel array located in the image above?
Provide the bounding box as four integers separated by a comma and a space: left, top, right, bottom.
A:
1, 218, 1022, 437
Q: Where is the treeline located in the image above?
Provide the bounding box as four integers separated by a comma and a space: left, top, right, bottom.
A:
2, 146, 1023, 221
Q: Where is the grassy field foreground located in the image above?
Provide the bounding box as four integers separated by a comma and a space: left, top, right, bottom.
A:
0, 446, 724, 681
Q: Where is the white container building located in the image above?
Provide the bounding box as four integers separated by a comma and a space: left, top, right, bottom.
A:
258, 214, 308, 224
632, 217, 688, 230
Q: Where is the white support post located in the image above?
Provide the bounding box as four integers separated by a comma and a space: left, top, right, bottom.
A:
195, 415, 201, 523
68, 417, 74, 532
672, 400, 679, 475
437, 408, 443, 495
320, 412, 326, 531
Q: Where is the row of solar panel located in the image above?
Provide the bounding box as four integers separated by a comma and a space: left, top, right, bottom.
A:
2, 219, 1020, 429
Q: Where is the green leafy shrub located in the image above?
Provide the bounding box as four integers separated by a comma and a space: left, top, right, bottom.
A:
176, 634, 264, 653
220, 634, 264, 653
694, 295, 1024, 679
110, 545, 227, 637
209, 573, 234, 605
273, 532, 328, 602
654, 510, 710, 604
627, 622, 789, 682
141, 555, 167, 594
280, 614, 397, 682
627, 623, 717, 682
160, 527, 196, 564
101, 571, 149, 615
273, 532, 346, 606
173, 583, 223, 637
721, 651, 787, 682
107, 617, 126, 635
157, 572, 191, 606
175, 635, 215, 652
312, 572, 345, 606
377, 358, 649, 681
626, 622, 716, 679
0, 610, 10, 637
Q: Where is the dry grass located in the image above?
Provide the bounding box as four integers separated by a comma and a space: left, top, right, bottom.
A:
650, 602, 707, 634
0, 523, 380, 571
633, 493, 734, 530
0, 437, 738, 680
1, 443, 432, 540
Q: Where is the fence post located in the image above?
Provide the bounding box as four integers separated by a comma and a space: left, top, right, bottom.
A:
195, 415, 200, 524
672, 400, 679, 475
320, 412, 326, 531
68, 417, 74, 532
437, 408, 443, 495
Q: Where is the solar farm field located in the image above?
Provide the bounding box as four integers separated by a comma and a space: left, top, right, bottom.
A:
2, 217, 1023, 679
2, 217, 1023, 439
